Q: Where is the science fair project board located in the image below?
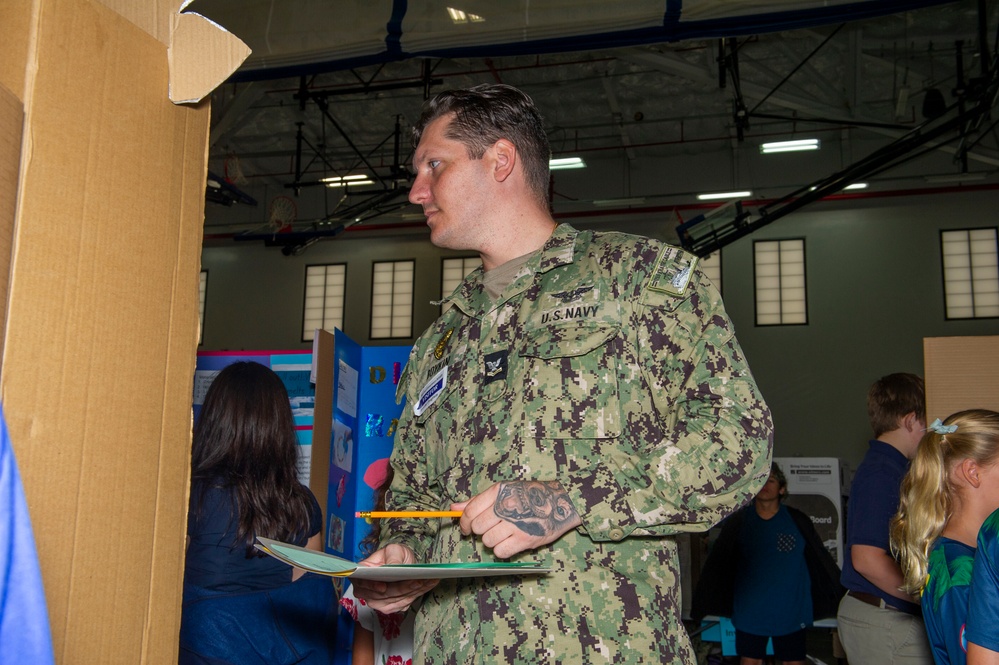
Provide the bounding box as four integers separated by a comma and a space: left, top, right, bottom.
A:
194, 351, 316, 484
324, 329, 411, 561
323, 329, 410, 664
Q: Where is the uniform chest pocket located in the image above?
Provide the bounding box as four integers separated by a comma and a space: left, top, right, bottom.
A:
413, 357, 465, 437
519, 321, 622, 440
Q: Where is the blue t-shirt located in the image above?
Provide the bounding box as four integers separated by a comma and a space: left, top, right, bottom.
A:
732, 505, 813, 636
841, 440, 920, 614
967, 508, 999, 652
184, 480, 323, 592
923, 537, 975, 665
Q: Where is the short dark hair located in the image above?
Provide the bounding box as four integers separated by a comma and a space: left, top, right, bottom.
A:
413, 83, 551, 208
867, 372, 925, 438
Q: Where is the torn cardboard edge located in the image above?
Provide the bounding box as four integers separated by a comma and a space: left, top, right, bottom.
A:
95, 1, 250, 105
169, 10, 250, 104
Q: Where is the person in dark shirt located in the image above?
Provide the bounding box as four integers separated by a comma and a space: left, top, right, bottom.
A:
180, 361, 334, 664
837, 372, 932, 665
693, 462, 843, 665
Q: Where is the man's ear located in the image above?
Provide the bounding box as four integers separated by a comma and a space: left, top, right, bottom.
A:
902, 411, 920, 432
491, 138, 517, 183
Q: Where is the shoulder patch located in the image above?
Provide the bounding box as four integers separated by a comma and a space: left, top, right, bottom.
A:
647, 246, 698, 296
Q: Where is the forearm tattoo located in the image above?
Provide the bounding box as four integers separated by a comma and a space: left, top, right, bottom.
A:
494, 480, 579, 537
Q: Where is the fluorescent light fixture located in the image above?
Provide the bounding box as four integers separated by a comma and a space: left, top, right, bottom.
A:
322, 174, 370, 184
323, 174, 375, 187
325, 180, 375, 188
760, 139, 820, 154
549, 157, 586, 170
593, 197, 646, 207
696, 190, 752, 201
447, 7, 485, 23
809, 183, 867, 192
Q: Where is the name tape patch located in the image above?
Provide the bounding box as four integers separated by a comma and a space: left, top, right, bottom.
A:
413, 366, 447, 416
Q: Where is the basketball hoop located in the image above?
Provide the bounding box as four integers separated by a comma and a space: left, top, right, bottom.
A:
223, 152, 248, 185
268, 195, 297, 232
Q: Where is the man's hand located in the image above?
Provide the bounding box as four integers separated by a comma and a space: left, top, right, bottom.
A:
454, 480, 582, 559
350, 543, 439, 614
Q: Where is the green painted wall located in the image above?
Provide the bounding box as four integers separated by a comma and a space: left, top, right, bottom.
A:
201, 190, 999, 468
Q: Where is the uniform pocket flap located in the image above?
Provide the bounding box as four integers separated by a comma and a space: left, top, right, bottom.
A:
521, 322, 619, 359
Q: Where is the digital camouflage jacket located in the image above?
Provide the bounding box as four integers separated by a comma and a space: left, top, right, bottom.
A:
384, 223, 773, 664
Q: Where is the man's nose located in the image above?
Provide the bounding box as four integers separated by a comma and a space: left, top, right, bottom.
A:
409, 174, 428, 205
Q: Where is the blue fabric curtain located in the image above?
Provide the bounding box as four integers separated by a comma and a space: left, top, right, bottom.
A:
0, 403, 55, 664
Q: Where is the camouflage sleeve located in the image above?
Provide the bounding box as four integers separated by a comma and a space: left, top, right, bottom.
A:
560, 254, 773, 541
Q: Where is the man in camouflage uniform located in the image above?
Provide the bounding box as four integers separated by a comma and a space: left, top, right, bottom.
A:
352, 83, 773, 664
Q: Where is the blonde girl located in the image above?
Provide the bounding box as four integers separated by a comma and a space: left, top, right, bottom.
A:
891, 409, 999, 665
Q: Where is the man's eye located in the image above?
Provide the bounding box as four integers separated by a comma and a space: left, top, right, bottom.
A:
429, 160, 440, 170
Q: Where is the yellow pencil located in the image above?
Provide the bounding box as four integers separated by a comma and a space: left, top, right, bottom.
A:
355, 510, 462, 518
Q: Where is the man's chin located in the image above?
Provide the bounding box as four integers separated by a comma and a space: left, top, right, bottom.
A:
429, 227, 458, 250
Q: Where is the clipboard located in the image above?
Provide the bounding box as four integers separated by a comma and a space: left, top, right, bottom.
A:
255, 537, 552, 582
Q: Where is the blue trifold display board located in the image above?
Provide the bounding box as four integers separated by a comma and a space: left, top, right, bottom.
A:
324, 331, 411, 560
326, 329, 411, 664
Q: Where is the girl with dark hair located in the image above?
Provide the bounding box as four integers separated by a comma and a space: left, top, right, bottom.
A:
180, 361, 334, 664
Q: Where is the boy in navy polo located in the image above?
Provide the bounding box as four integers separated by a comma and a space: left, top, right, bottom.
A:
837, 373, 932, 665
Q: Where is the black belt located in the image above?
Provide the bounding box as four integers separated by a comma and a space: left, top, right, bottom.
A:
847, 590, 921, 617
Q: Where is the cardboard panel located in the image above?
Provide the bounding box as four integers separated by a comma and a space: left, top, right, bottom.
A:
2, 0, 210, 660
0, 0, 33, 102
0, 85, 22, 367
96, 0, 177, 45
94, 1, 251, 105
924, 335, 999, 421
169, 11, 250, 103
311, 328, 336, 517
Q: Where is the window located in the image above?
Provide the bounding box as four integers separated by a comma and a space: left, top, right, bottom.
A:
941, 228, 999, 319
699, 251, 722, 294
754, 239, 807, 326
441, 256, 482, 312
199, 270, 208, 345
371, 260, 414, 339
302, 264, 346, 341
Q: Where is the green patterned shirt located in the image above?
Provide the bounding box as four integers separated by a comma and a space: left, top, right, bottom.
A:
385, 224, 773, 664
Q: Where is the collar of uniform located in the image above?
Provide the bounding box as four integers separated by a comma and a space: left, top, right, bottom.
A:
536, 223, 578, 274
440, 224, 579, 316
442, 270, 487, 317
485, 224, 578, 310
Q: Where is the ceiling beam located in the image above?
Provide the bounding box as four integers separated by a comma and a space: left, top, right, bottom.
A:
618, 47, 999, 166
210, 82, 267, 149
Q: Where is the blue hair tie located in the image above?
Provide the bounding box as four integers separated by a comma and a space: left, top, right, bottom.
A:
927, 418, 958, 435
